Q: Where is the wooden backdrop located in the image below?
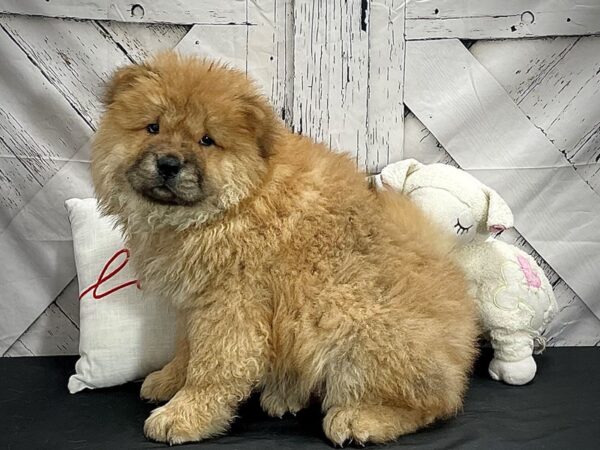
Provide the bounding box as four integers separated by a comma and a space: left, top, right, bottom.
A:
1, 0, 599, 356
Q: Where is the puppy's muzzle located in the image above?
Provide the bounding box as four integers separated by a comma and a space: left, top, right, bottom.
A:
127, 150, 204, 206
156, 154, 182, 180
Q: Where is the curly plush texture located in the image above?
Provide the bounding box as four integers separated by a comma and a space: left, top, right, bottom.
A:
376, 159, 558, 386
92, 53, 479, 445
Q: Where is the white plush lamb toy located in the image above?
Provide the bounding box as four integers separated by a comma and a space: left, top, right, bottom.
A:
373, 159, 558, 385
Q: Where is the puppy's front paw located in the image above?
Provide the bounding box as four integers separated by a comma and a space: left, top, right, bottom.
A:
144, 404, 202, 445
141, 369, 182, 403
143, 392, 230, 445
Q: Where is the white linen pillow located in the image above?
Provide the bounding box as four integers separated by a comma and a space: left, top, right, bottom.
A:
66, 198, 176, 393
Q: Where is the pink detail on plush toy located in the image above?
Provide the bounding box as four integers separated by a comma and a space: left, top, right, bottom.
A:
489, 225, 506, 234
517, 255, 542, 288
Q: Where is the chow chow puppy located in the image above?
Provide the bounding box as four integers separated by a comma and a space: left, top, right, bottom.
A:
91, 52, 479, 446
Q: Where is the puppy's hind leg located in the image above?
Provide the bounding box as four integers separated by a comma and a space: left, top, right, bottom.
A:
319, 335, 452, 446
323, 404, 436, 446
260, 370, 310, 418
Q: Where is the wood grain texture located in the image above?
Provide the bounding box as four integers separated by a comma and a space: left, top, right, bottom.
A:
365, 0, 405, 173
2, 3, 599, 354
99, 21, 191, 63
405, 38, 600, 318
0, 142, 93, 355
2, 303, 79, 357
0, 22, 92, 229
0, 0, 246, 25
3, 277, 81, 357
1, 14, 135, 129
4, 18, 188, 356
406, 0, 600, 40
177, 24, 247, 68
292, 0, 370, 167
403, 112, 600, 345
471, 36, 600, 191
247, 0, 295, 124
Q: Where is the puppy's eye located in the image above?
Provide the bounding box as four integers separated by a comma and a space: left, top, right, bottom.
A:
199, 135, 215, 147
146, 123, 160, 134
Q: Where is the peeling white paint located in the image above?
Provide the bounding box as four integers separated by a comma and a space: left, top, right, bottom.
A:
1, 1, 599, 355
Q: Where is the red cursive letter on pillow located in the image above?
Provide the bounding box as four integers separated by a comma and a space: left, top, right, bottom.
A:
79, 248, 141, 300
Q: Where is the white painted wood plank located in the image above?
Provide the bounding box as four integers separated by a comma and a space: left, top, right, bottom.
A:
292, 0, 335, 145
403, 112, 600, 346
2, 339, 34, 356
0, 14, 137, 129
471, 36, 600, 192
53, 277, 80, 328
469, 37, 579, 105
544, 281, 600, 346
0, 23, 196, 354
292, 0, 370, 168
7, 277, 80, 357
177, 24, 248, 71
247, 0, 294, 123
366, 0, 405, 173
0, 143, 93, 355
99, 21, 191, 63
0, 26, 92, 229
2, 303, 79, 357
0, 140, 43, 230
405, 39, 600, 318
403, 112, 457, 166
0, 0, 246, 25
406, 0, 600, 40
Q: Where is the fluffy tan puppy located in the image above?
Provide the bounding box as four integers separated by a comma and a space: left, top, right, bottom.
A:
91, 52, 479, 446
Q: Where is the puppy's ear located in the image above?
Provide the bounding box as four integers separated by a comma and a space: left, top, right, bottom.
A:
103, 63, 154, 106
240, 94, 279, 159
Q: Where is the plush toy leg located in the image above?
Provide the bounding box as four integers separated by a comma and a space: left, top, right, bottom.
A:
488, 330, 536, 385
488, 356, 536, 385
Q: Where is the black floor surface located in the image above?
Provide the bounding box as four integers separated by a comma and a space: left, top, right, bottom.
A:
1, 347, 599, 449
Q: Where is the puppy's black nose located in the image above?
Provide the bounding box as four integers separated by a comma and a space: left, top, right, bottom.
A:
156, 155, 182, 179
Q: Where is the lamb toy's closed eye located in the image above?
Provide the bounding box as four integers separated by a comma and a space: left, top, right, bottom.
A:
373, 159, 558, 385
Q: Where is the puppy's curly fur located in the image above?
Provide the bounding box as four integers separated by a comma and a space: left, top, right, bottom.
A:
92, 53, 479, 446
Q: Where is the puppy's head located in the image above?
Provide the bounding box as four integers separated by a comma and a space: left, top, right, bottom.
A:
92, 52, 278, 229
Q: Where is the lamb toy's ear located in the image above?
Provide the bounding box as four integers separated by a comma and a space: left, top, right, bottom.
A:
375, 159, 423, 192
484, 186, 514, 233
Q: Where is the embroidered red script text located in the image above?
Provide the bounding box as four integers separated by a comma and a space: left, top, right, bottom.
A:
79, 248, 141, 300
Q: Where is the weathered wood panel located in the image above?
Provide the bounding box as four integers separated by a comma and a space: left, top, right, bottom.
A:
406, 0, 600, 40
5, 19, 189, 356
0, 139, 44, 230
99, 21, 191, 63
292, 0, 370, 167
0, 24, 92, 229
1, 14, 138, 129
3, 277, 81, 357
365, 0, 405, 172
2, 2, 599, 355
405, 38, 600, 317
247, 0, 295, 124
0, 0, 246, 25
2, 302, 79, 357
0, 142, 93, 355
177, 25, 248, 71
471, 36, 600, 191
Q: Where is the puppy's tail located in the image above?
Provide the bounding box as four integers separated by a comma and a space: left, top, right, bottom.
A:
377, 189, 458, 257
